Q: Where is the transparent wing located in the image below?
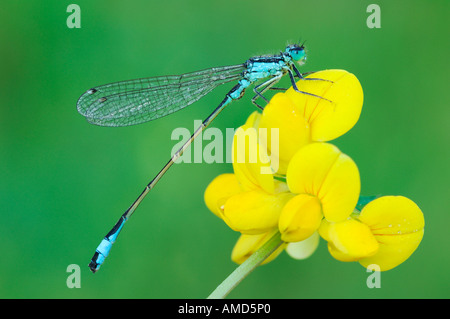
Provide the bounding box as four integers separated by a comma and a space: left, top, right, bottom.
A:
76, 64, 245, 127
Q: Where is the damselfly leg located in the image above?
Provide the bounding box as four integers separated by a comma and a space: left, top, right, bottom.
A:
251, 74, 284, 110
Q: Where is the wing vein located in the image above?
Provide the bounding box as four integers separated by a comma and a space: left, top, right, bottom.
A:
77, 64, 245, 127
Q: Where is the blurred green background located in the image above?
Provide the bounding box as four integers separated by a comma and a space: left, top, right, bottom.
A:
0, 0, 448, 298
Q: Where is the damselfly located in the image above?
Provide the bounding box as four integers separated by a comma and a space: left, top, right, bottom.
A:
77, 43, 330, 273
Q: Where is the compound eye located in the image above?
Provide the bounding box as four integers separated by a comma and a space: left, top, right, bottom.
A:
291, 49, 305, 61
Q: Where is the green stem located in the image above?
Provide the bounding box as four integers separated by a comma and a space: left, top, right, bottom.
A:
207, 231, 283, 299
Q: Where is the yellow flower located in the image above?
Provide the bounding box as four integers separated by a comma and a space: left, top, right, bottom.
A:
319, 196, 425, 271
258, 69, 363, 174
279, 142, 360, 242
204, 69, 425, 274
204, 112, 294, 235
205, 68, 363, 264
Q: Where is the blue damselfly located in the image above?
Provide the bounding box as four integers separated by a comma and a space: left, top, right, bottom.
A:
77, 43, 330, 273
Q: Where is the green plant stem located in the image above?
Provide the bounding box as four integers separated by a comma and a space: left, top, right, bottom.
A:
207, 231, 283, 299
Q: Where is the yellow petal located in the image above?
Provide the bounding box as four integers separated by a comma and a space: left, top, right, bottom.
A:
359, 231, 424, 271
287, 143, 339, 194
285, 69, 363, 141
326, 242, 361, 262
258, 93, 311, 175
328, 218, 379, 260
232, 123, 274, 194
231, 230, 286, 265
286, 143, 360, 222
358, 196, 425, 235
320, 220, 365, 262
278, 194, 323, 242
204, 173, 241, 219
223, 190, 294, 234
357, 196, 425, 271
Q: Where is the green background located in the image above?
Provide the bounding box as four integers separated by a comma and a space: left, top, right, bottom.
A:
1, 0, 448, 298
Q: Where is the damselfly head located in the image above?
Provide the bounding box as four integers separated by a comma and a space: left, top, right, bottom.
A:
285, 43, 306, 63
